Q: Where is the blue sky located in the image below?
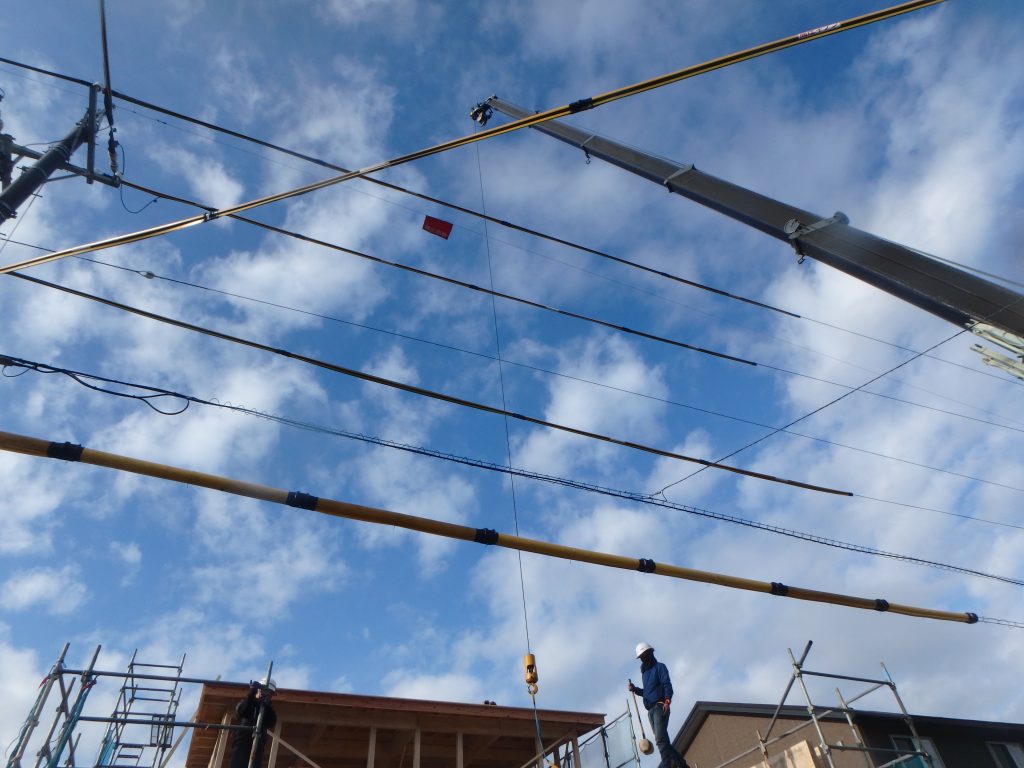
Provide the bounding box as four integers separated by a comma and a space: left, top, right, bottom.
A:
2, 0, 1023, 763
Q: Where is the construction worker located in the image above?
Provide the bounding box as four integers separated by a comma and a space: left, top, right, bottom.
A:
228, 678, 278, 768
628, 644, 687, 768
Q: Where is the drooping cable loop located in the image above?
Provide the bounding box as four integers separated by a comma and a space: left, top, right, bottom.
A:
4, 352, 1022, 551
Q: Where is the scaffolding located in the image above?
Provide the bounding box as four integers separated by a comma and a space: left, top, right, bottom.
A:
94, 651, 186, 768
6, 645, 619, 768
710, 641, 932, 768
4, 646, 258, 768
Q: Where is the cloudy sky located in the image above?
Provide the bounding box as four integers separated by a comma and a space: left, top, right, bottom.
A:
2, 0, 1023, 765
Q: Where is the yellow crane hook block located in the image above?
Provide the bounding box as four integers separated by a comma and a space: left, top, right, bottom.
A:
524, 653, 539, 694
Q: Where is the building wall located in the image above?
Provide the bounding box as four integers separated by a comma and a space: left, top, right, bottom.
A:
857, 717, 1024, 768
682, 714, 871, 768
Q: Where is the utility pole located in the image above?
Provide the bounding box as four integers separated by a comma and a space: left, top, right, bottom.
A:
473, 97, 1024, 378
0, 85, 117, 224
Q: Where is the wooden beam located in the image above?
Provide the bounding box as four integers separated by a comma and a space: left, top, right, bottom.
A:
267, 716, 282, 768
412, 728, 420, 768
209, 713, 230, 768
464, 734, 499, 766
456, 733, 463, 768
365, 727, 375, 768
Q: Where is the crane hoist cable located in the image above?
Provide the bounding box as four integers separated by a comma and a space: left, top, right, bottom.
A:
0, 427, 991, 627
5, 268, 849, 496
475, 138, 545, 741
0, 0, 945, 276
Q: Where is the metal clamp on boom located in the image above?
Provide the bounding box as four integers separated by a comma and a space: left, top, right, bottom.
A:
469, 101, 494, 126
783, 211, 849, 263
662, 164, 695, 189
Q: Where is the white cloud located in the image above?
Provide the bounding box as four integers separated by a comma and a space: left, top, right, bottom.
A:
152, 146, 245, 209
190, 494, 344, 617
0, 453, 70, 555
382, 671, 485, 703
0, 566, 88, 614
2, 1, 1022, 744
0, 627, 46, 761
111, 540, 143, 584
514, 334, 669, 478
111, 540, 142, 566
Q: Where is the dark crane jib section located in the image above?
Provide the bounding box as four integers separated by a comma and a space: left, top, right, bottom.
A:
483, 97, 1024, 339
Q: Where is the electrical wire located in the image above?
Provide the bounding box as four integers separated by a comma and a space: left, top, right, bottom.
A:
8, 228, 1024, 501
106, 74, 1018, 394
657, 283, 1024, 499
2, 51, 1014, 393
4, 233, 1021, 494
0, 190, 40, 258
6, 236, 1015, 499
0, 0, 947, 276
3, 269, 851, 496
655, 328, 967, 497
7, 267, 1019, 530
8, 207, 1024, 493
103, 181, 760, 369
4, 353, 1021, 583
115, 144, 157, 214
116, 179, 1024, 434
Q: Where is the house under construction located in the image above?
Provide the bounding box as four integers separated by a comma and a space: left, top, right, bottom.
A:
5, 645, 639, 768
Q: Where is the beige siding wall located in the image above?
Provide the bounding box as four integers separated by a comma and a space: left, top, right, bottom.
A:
683, 713, 872, 768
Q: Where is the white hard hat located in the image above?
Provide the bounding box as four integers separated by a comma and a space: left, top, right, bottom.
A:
635, 642, 653, 658
260, 677, 277, 693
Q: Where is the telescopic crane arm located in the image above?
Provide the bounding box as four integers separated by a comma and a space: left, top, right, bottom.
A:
475, 97, 1024, 373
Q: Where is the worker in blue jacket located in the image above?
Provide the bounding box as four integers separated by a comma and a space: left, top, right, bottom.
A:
629, 643, 688, 768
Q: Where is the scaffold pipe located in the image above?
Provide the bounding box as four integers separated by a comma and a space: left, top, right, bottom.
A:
0, 429, 979, 626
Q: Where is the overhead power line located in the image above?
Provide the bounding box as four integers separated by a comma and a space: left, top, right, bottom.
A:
4, 234, 1020, 494
0, 0, 945, 275
116, 181, 757, 367
3, 43, 1013, 389
0, 426, 1000, 628
4, 352, 1022, 572
9, 269, 1017, 524
111, 179, 1024, 434
656, 327, 968, 497
5, 269, 851, 496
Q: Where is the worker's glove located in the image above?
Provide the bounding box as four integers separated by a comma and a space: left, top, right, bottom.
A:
662, 699, 670, 714
627, 681, 637, 694
249, 681, 260, 694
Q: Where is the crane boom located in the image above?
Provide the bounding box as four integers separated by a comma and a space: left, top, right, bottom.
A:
479, 97, 1024, 344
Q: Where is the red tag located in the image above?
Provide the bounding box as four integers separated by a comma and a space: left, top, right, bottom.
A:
422, 215, 453, 240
